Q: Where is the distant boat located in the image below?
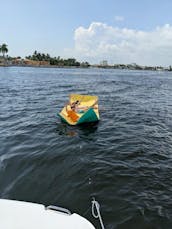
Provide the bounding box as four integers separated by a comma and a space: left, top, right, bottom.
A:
58, 94, 100, 125
0, 199, 95, 229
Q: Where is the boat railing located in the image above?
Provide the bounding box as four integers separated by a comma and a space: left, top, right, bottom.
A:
45, 205, 71, 215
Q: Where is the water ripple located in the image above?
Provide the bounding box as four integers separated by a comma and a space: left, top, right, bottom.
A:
1, 67, 172, 228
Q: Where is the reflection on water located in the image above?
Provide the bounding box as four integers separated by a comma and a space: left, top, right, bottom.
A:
56, 123, 78, 137
56, 121, 99, 138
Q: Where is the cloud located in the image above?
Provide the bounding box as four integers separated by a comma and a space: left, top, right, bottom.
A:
114, 16, 124, 22
67, 22, 172, 66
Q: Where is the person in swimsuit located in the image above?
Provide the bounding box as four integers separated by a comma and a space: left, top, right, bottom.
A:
70, 100, 88, 113
70, 100, 80, 111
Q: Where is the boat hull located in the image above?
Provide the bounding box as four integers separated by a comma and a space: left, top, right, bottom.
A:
0, 199, 95, 229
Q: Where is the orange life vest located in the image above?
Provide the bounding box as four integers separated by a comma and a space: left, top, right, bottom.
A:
67, 110, 79, 122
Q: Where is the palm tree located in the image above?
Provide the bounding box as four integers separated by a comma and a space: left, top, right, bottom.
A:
0, 44, 8, 58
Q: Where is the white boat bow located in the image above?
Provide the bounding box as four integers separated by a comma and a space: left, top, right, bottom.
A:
0, 199, 95, 229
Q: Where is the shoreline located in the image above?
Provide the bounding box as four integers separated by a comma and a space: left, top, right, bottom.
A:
0, 64, 171, 71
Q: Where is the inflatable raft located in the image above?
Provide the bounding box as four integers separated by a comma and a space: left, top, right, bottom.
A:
58, 94, 100, 125
0, 199, 95, 229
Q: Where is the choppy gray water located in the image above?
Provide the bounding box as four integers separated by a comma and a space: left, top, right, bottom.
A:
1, 67, 172, 229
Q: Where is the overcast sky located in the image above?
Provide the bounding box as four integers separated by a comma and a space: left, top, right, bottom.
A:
1, 0, 172, 66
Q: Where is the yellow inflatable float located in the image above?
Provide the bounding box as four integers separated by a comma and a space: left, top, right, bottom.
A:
58, 94, 100, 125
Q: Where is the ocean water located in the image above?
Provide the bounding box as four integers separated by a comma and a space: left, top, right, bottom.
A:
1, 66, 172, 229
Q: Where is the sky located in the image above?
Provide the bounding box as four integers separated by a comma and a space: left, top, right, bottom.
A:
1, 0, 172, 66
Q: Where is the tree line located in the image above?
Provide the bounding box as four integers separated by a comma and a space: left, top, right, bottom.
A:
0, 45, 90, 67
1, 44, 172, 70
26, 51, 90, 67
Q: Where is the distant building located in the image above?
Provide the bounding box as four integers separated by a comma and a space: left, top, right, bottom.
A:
100, 60, 108, 66
131, 63, 137, 67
